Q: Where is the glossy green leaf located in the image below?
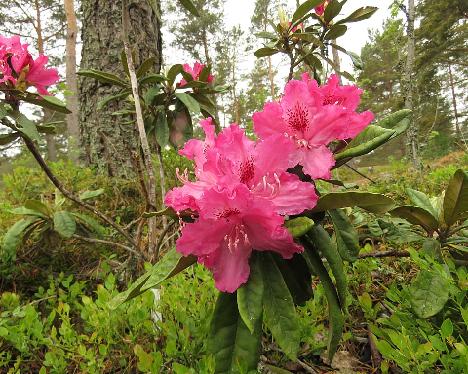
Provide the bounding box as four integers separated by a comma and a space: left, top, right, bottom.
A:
443, 169, 468, 226
377, 109, 412, 129
79, 189, 105, 201
284, 217, 314, 238
406, 188, 438, 219
136, 57, 157, 78
139, 73, 168, 85
329, 209, 360, 262
177, 0, 200, 17
337, 6, 378, 24
15, 113, 40, 142
313, 192, 395, 214
22, 94, 71, 114
237, 254, 264, 334
302, 245, 344, 360
254, 47, 279, 58
274, 254, 313, 306
2, 218, 40, 262
24, 200, 51, 217
390, 206, 439, 232
175, 93, 201, 114
209, 292, 262, 373
9, 206, 48, 219
78, 69, 128, 88
308, 225, 347, 308
262, 253, 300, 360
53, 211, 76, 238
108, 248, 196, 309
98, 91, 131, 110
324, 24, 347, 40
167, 64, 184, 86
409, 269, 450, 319
155, 108, 170, 148
292, 0, 324, 23
324, 0, 343, 23
0, 132, 19, 145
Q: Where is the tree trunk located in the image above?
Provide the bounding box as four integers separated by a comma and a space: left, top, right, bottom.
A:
79, 0, 162, 176
331, 39, 341, 83
447, 63, 461, 137
403, 0, 419, 168
64, 0, 80, 161
35, 0, 58, 162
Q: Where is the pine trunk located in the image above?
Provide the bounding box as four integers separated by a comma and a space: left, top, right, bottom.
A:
79, 0, 162, 176
64, 0, 80, 161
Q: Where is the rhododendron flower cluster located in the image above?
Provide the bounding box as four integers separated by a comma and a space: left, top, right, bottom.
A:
178, 61, 214, 87
315, 0, 332, 16
0, 35, 59, 95
166, 74, 373, 292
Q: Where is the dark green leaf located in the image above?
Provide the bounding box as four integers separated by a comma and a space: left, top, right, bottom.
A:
254, 47, 279, 58
284, 217, 314, 238
177, 0, 200, 17
15, 113, 40, 142
167, 64, 184, 86
0, 132, 19, 145
139, 74, 168, 85
98, 91, 131, 110
313, 192, 395, 214
136, 57, 157, 78
324, 0, 343, 23
292, 0, 324, 22
78, 69, 129, 87
53, 211, 76, 238
209, 292, 262, 373
108, 248, 196, 309
155, 108, 170, 148
120, 50, 130, 77
2, 218, 41, 262
443, 169, 468, 226
406, 188, 438, 220
237, 254, 264, 333
255, 31, 277, 39
390, 206, 440, 232
329, 209, 360, 262
37, 124, 58, 134
378, 109, 412, 129
409, 269, 450, 319
22, 94, 71, 114
24, 200, 50, 217
308, 226, 347, 308
262, 253, 300, 360
10, 206, 48, 219
338, 6, 378, 24
175, 93, 201, 114
72, 213, 106, 235
302, 244, 344, 360
324, 24, 347, 40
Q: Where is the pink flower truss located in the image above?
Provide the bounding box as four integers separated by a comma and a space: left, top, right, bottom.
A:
252, 73, 374, 180
178, 61, 214, 87
315, 1, 331, 16
0, 34, 59, 94
176, 184, 303, 292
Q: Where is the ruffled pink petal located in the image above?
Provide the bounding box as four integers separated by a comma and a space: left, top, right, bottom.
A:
340, 110, 374, 139
253, 134, 294, 178
26, 55, 59, 94
253, 101, 288, 139
164, 181, 207, 212
298, 145, 335, 180
198, 184, 251, 221
304, 105, 348, 145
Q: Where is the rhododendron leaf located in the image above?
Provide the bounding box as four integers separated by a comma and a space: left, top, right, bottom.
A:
37, 123, 59, 134
98, 90, 131, 110
284, 217, 314, 238
237, 254, 264, 334
139, 73, 167, 85
313, 192, 395, 214
324, 24, 347, 40
255, 31, 277, 40
120, 50, 130, 77
273, 254, 313, 306
209, 292, 262, 373
78, 69, 128, 88
308, 226, 347, 308
406, 188, 438, 219
15, 113, 40, 142
0, 103, 11, 119
378, 109, 412, 129
21, 94, 71, 114
79, 189, 105, 201
324, 0, 344, 23
293, 0, 325, 23
302, 244, 344, 360
136, 57, 157, 78
177, 0, 200, 17
167, 64, 184, 86
334, 125, 395, 162
25, 200, 51, 218
264, 365, 292, 374
143, 207, 177, 219
409, 269, 450, 319
175, 93, 200, 114
390, 206, 440, 233
337, 6, 378, 24
262, 253, 300, 360
154, 108, 170, 147
0, 133, 19, 145
329, 209, 360, 262
53, 211, 76, 238
443, 169, 468, 226
2, 217, 41, 263
10, 206, 48, 219
254, 47, 279, 58
108, 248, 196, 309
199, 65, 212, 82
294, 33, 324, 46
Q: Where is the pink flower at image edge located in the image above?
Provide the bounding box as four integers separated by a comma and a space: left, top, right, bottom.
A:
178, 61, 214, 87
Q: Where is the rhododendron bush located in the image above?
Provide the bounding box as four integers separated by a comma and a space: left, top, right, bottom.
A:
1, 0, 423, 371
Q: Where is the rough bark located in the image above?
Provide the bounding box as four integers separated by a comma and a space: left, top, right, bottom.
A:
403, 0, 420, 168
79, 0, 162, 176
64, 0, 80, 160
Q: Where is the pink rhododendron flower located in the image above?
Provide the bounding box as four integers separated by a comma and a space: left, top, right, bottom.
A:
253, 73, 374, 179
0, 34, 59, 95
176, 184, 303, 292
315, 1, 331, 16
178, 61, 214, 87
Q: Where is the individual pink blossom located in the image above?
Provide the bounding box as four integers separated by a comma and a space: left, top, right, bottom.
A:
176, 184, 303, 292
252, 73, 373, 179
178, 61, 214, 87
165, 119, 318, 216
315, 1, 331, 16
23, 55, 60, 95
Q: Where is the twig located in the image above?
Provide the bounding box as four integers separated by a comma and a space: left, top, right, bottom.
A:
155, 220, 175, 259
72, 234, 143, 259
19, 134, 137, 247
297, 359, 319, 373
344, 164, 377, 184
358, 250, 410, 259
